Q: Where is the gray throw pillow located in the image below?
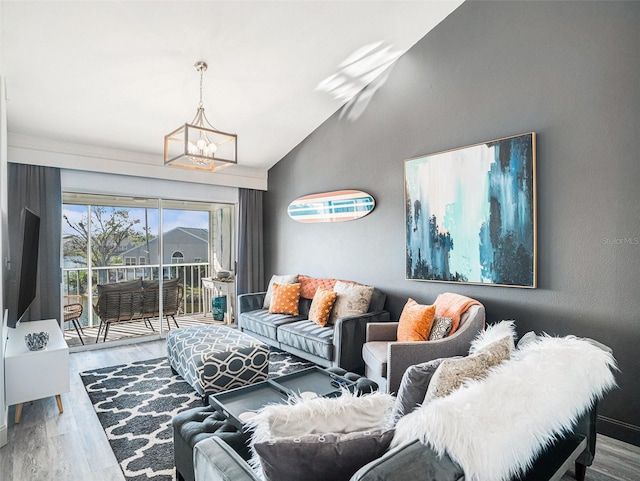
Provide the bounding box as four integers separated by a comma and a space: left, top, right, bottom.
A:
393, 357, 459, 420
254, 429, 395, 481
428, 316, 453, 340
263, 274, 298, 309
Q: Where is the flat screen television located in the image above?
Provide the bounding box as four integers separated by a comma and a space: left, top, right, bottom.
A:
13, 207, 40, 327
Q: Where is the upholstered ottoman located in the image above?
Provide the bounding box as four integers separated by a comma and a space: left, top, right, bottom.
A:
173, 406, 251, 481
166, 325, 269, 400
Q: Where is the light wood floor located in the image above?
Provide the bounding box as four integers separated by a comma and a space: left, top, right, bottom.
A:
0, 339, 638, 481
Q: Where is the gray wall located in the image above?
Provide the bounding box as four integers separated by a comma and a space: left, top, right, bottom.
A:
265, 1, 640, 444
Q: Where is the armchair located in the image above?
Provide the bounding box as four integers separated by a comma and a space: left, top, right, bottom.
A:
362, 302, 485, 394
63, 295, 85, 345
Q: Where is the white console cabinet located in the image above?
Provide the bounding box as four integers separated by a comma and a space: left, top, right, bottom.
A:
4, 319, 70, 423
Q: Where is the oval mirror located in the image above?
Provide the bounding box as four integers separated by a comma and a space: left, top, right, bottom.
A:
287, 190, 375, 223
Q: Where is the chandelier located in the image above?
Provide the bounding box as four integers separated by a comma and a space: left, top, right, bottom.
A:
164, 61, 237, 171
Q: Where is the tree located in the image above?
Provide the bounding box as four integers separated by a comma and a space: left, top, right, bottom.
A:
63, 206, 142, 267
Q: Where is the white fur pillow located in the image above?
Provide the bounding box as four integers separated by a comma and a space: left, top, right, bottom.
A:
247, 390, 395, 443
469, 320, 517, 354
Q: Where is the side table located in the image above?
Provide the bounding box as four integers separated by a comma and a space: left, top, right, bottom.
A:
4, 319, 70, 423
201, 277, 235, 324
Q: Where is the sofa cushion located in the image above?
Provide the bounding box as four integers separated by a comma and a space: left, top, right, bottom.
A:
362, 341, 389, 379
308, 287, 338, 327
97, 277, 143, 295
263, 274, 298, 309
277, 321, 334, 360
397, 298, 436, 342
329, 281, 374, 324
269, 283, 301, 316
142, 277, 180, 289
240, 309, 303, 341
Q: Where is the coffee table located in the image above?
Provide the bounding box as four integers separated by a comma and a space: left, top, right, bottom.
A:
208, 366, 355, 429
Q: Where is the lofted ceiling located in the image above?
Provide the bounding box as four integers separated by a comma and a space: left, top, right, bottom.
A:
1, 1, 462, 180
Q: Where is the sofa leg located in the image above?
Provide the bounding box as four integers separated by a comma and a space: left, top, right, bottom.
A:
575, 462, 586, 481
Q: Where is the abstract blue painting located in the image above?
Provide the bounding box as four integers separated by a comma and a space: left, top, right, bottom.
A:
405, 133, 536, 288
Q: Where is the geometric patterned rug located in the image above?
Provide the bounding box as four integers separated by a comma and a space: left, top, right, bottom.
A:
80, 349, 313, 481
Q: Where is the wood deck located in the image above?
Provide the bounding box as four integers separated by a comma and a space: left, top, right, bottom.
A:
63, 313, 233, 348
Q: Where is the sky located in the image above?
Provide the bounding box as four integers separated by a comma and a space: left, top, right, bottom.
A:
62, 204, 209, 237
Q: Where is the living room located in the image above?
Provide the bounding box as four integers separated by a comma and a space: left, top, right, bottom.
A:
1, 1, 639, 480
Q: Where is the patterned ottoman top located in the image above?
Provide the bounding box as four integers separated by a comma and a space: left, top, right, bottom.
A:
168, 325, 266, 353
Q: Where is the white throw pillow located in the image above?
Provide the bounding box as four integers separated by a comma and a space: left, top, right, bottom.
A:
263, 274, 298, 309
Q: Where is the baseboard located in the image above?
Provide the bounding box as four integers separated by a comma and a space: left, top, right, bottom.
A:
0, 408, 7, 448
598, 415, 640, 447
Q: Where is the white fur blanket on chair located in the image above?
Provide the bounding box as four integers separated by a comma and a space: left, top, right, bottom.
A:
392, 335, 617, 481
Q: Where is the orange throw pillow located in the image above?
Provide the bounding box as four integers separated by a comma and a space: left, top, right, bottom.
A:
269, 283, 301, 316
397, 298, 436, 342
308, 287, 338, 327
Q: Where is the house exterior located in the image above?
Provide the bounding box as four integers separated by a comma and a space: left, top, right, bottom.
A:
120, 227, 209, 265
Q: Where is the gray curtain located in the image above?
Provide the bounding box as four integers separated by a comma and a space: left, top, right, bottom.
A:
236, 188, 264, 295
8, 163, 62, 327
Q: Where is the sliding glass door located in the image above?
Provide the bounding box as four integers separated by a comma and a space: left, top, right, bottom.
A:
62, 193, 234, 347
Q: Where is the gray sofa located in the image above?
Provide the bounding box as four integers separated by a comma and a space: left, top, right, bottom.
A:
238, 289, 389, 372
191, 392, 599, 481
189, 332, 616, 481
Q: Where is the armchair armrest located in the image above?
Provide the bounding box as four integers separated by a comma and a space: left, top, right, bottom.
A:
366, 322, 399, 342
386, 322, 481, 396
333, 310, 390, 372
194, 437, 259, 481
238, 292, 267, 314
63, 303, 83, 322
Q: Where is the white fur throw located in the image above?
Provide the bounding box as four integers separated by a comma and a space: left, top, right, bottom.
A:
469, 320, 517, 354
392, 335, 617, 481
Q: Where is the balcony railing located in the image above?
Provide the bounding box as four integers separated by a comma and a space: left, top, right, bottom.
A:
62, 262, 211, 329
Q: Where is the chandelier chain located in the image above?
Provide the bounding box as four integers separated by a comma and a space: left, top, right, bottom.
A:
198, 67, 204, 108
